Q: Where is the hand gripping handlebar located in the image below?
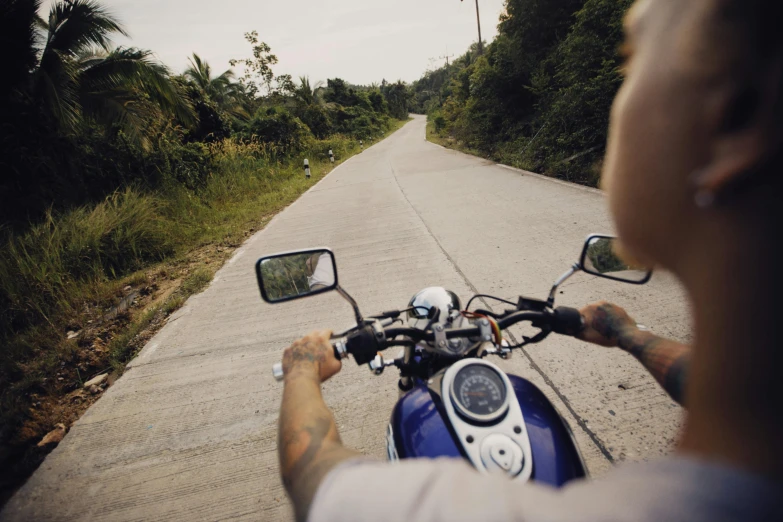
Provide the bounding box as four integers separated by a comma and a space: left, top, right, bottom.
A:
271, 339, 348, 382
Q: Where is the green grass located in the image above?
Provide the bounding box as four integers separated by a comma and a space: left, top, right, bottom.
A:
0, 119, 407, 463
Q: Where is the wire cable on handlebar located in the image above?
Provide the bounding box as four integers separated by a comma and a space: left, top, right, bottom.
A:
461, 311, 503, 345
465, 294, 517, 312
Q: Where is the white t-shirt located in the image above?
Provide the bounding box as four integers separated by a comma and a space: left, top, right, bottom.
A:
310, 456, 783, 522
308, 254, 334, 289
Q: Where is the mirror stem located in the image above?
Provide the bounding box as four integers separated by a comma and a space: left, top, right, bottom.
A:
547, 263, 581, 306
336, 285, 364, 326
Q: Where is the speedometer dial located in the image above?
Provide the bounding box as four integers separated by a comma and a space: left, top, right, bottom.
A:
451, 364, 508, 422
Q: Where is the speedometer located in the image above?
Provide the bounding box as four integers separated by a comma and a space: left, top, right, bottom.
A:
451, 364, 509, 423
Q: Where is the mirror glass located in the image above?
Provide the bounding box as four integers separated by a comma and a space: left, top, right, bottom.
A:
580, 236, 651, 284
256, 249, 337, 303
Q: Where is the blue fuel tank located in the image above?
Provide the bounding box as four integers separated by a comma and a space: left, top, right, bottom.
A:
390, 374, 587, 487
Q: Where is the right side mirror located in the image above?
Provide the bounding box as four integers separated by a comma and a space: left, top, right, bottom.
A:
579, 235, 652, 284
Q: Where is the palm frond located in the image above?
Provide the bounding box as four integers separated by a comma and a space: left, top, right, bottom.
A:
185, 52, 237, 105
45, 0, 126, 56
34, 48, 81, 130
184, 53, 211, 91
79, 47, 196, 143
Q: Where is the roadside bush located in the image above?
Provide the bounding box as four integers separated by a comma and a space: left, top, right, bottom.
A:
154, 139, 213, 191
298, 104, 333, 139
188, 97, 232, 143
238, 107, 313, 155
330, 106, 390, 139
431, 111, 447, 133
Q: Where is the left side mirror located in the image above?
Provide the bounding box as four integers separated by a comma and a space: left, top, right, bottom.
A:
255, 248, 338, 303
579, 235, 652, 284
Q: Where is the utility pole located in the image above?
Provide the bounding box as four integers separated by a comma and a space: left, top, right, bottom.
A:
461, 0, 483, 54
440, 53, 454, 66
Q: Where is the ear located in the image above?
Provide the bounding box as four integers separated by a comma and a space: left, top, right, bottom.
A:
693, 65, 783, 195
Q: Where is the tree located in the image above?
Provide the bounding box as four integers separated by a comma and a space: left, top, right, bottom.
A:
368, 90, 388, 114
184, 53, 249, 122
530, 0, 632, 183
292, 76, 323, 107
185, 54, 234, 103
290, 77, 332, 138
409, 0, 634, 188
76, 46, 195, 147
323, 78, 352, 107
238, 107, 312, 154
230, 31, 291, 97
28, 0, 194, 146
381, 80, 409, 120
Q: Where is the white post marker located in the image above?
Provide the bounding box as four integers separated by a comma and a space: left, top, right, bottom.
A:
304, 158, 311, 179
328, 149, 334, 163
360, 140, 363, 150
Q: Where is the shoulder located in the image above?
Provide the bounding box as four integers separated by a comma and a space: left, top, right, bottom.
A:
309, 457, 783, 522
308, 457, 559, 522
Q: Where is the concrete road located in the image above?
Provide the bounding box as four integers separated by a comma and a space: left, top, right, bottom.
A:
3, 115, 690, 520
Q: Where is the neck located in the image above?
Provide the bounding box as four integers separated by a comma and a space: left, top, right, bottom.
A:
677, 222, 783, 479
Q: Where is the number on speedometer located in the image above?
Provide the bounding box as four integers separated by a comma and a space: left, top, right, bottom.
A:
451, 364, 508, 420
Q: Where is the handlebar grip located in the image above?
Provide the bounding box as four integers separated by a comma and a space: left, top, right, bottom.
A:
552, 306, 584, 337
270, 339, 348, 382
272, 363, 284, 381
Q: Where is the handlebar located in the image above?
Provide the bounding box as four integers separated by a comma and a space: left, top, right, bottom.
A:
270, 307, 584, 381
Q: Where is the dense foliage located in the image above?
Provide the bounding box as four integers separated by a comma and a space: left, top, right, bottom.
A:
411, 0, 632, 186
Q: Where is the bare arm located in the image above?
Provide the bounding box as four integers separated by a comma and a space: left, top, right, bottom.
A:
278, 331, 362, 522
579, 302, 690, 405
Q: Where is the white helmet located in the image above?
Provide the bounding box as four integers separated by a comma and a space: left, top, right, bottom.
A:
406, 287, 462, 330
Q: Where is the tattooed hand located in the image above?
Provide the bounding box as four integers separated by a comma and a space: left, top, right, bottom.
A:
281, 330, 342, 383
578, 301, 638, 348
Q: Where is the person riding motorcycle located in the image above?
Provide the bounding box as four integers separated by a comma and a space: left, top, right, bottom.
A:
277, 1, 783, 520
305, 252, 335, 291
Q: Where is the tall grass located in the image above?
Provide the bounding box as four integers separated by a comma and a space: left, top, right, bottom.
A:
0, 189, 173, 339
0, 128, 394, 444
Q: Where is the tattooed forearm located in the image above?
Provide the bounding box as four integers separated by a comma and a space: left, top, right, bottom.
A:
279, 373, 360, 522
619, 330, 690, 405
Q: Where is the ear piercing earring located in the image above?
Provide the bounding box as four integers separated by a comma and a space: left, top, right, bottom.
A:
694, 189, 715, 209
689, 168, 715, 209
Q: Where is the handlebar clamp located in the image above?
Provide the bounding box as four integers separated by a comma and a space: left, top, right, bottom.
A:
346, 326, 383, 365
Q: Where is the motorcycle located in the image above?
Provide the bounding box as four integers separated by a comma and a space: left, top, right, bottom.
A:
256, 235, 652, 487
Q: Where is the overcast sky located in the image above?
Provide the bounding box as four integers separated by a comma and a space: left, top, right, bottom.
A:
41, 0, 508, 85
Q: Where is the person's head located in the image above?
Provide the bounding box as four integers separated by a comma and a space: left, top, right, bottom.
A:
305, 253, 320, 277
603, 0, 783, 274
605, 1, 783, 472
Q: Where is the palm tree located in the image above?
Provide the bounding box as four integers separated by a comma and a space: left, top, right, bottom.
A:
292, 76, 324, 107
30, 0, 193, 145
77, 46, 196, 145
184, 53, 250, 119
184, 53, 234, 105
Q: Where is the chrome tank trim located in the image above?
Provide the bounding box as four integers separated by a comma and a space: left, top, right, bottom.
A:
386, 423, 399, 461
441, 359, 534, 481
